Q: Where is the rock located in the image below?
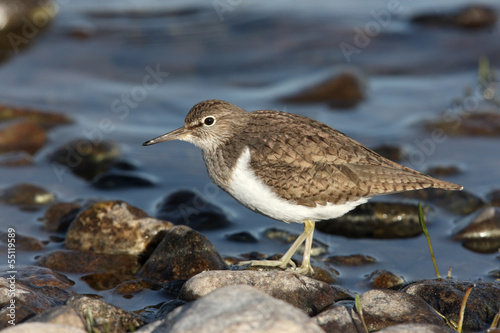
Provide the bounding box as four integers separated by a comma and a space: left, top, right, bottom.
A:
0, 266, 73, 327
27, 305, 85, 330
373, 144, 405, 162
425, 165, 462, 178
411, 5, 498, 29
280, 71, 365, 108
0, 183, 55, 208
488, 189, 500, 207
397, 188, 485, 215
37, 249, 141, 274
0, 121, 47, 155
325, 254, 376, 266
377, 323, 455, 332
367, 270, 405, 289
138, 285, 324, 333
48, 139, 121, 181
0, 231, 44, 251
179, 270, 342, 315
91, 171, 155, 189
0, 0, 57, 52
138, 226, 227, 284
156, 190, 231, 230
0, 105, 71, 129
314, 301, 364, 333
1, 323, 87, 333
113, 279, 157, 296
225, 231, 258, 243
263, 227, 328, 256
317, 201, 423, 238
43, 202, 82, 232
427, 112, 500, 137
67, 295, 145, 333
360, 289, 446, 331
0, 151, 33, 167
65, 200, 173, 255
403, 279, 500, 332
155, 299, 187, 320
452, 207, 500, 253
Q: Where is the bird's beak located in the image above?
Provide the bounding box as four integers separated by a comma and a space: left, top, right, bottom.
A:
142, 127, 189, 146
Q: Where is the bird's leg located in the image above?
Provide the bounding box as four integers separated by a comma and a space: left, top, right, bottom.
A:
238, 219, 315, 275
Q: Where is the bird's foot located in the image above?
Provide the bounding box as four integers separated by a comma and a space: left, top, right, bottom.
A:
238, 258, 296, 270
286, 262, 314, 276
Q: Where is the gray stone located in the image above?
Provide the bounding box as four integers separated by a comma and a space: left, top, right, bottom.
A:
138, 285, 324, 333
314, 301, 364, 333
378, 323, 455, 332
179, 270, 337, 315
1, 322, 87, 333
28, 305, 85, 329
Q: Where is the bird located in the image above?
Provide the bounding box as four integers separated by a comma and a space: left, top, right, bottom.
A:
143, 99, 462, 275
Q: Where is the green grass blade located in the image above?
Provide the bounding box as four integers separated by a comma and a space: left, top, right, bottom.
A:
418, 203, 441, 279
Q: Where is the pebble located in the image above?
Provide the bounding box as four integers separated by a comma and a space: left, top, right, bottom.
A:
397, 188, 485, 215
425, 165, 462, 178
0, 266, 74, 328
0, 121, 46, 155
367, 269, 405, 289
316, 201, 423, 238
0, 231, 44, 251
0, 323, 87, 333
453, 207, 500, 253
43, 202, 82, 232
325, 254, 376, 266
411, 5, 498, 29
27, 305, 85, 330
91, 171, 156, 189
373, 144, 405, 162
137, 285, 324, 333
225, 231, 258, 243
488, 189, 500, 207
313, 301, 363, 333
280, 71, 365, 108
377, 323, 456, 333
0, 183, 55, 207
403, 279, 500, 332
138, 225, 227, 284
427, 112, 500, 137
65, 200, 173, 255
179, 270, 344, 315
155, 189, 231, 230
360, 289, 446, 331
0, 105, 71, 128
48, 139, 121, 181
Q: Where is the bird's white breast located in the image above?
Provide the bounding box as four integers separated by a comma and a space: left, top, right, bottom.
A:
226, 147, 367, 224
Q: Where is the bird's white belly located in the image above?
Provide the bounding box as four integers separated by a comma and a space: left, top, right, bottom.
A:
226, 147, 367, 223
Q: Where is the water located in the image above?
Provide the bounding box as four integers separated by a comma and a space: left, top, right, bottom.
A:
1, 0, 499, 312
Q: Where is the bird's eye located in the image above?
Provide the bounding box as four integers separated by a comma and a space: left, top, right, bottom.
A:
203, 116, 215, 126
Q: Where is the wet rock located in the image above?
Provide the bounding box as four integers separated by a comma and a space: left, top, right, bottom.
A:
280, 71, 365, 108
378, 323, 455, 333
425, 164, 462, 178
65, 200, 173, 256
225, 231, 258, 243
360, 289, 446, 331
156, 190, 231, 230
0, 105, 71, 129
397, 188, 485, 215
263, 227, 328, 256
43, 202, 82, 232
91, 171, 155, 189
0, 151, 33, 167
373, 144, 405, 162
67, 295, 145, 333
0, 183, 55, 208
155, 299, 187, 320
0, 231, 44, 251
314, 301, 367, 333
317, 201, 423, 238
37, 249, 141, 274
179, 270, 344, 316
48, 139, 121, 181
81, 271, 138, 291
139, 285, 324, 333
0, 0, 57, 52
325, 254, 376, 266
0, 266, 73, 327
453, 207, 500, 253
27, 305, 85, 330
138, 225, 227, 284
411, 5, 498, 29
113, 279, 158, 296
1, 323, 87, 333
403, 279, 500, 332
0, 121, 47, 155
367, 270, 405, 289
488, 189, 500, 207
427, 112, 500, 137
